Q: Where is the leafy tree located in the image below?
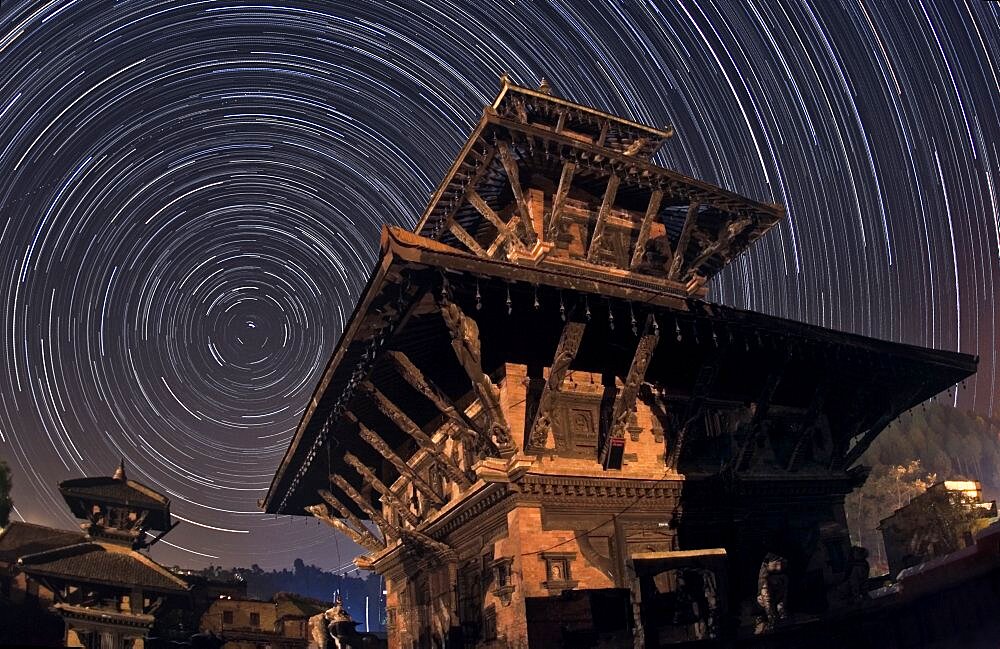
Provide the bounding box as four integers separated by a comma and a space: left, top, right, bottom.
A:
892, 484, 991, 561
844, 461, 936, 572
846, 401, 1000, 574
0, 458, 12, 528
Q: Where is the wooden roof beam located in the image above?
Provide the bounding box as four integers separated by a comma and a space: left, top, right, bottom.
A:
840, 382, 927, 470
305, 504, 383, 553
667, 201, 701, 280
317, 489, 387, 547
786, 387, 827, 473
348, 412, 445, 506
361, 381, 472, 490
586, 174, 621, 262
601, 316, 659, 470
447, 219, 487, 257
343, 452, 420, 527
526, 321, 586, 451
497, 140, 538, 246
468, 189, 520, 249
629, 189, 665, 270
734, 361, 788, 472
682, 215, 754, 281
666, 352, 724, 471
386, 350, 479, 438
546, 161, 576, 241
596, 120, 610, 147
324, 479, 398, 541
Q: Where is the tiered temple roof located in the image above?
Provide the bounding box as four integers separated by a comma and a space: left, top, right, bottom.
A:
17, 541, 189, 593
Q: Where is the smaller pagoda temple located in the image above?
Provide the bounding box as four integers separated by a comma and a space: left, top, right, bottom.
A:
8, 460, 189, 648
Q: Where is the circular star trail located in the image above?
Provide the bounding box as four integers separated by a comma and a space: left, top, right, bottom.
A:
0, 1, 997, 569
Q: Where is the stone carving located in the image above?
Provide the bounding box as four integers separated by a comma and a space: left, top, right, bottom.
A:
307, 595, 364, 649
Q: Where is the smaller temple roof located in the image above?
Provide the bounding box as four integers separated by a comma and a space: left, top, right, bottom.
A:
59, 460, 171, 531
17, 542, 189, 593
0, 521, 86, 565
493, 77, 675, 158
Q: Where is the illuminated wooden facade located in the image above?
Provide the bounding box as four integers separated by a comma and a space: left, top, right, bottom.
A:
262, 80, 976, 648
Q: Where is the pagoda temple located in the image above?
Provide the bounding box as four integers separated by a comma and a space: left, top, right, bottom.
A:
261, 78, 976, 648
1, 460, 189, 648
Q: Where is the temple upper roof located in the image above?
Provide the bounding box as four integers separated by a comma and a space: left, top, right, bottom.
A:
58, 460, 172, 531
412, 78, 784, 297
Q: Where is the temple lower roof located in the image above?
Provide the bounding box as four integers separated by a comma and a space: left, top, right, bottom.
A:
261, 227, 976, 518
17, 541, 189, 593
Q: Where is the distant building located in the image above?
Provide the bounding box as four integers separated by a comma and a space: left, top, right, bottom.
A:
880, 479, 998, 577
199, 591, 381, 649
260, 78, 976, 648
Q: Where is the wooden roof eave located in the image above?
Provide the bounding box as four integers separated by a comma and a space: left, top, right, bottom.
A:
486, 114, 783, 222
262, 231, 410, 514
412, 115, 492, 236
385, 226, 978, 373
386, 226, 693, 309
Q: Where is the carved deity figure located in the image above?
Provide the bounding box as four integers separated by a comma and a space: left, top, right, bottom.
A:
755, 553, 789, 634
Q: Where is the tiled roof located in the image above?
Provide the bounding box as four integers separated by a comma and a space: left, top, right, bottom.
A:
18, 542, 189, 593
0, 522, 86, 565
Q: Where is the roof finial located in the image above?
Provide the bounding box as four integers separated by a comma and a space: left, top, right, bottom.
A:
538, 77, 552, 95
113, 457, 126, 481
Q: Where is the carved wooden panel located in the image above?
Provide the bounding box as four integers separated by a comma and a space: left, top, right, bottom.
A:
553, 391, 602, 457
619, 518, 674, 555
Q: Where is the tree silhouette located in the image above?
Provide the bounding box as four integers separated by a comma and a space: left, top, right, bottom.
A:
0, 457, 12, 528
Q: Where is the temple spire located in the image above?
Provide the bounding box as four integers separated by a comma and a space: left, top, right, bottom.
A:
113, 458, 126, 481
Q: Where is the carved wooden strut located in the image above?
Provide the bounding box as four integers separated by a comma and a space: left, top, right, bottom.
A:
306, 504, 383, 553
349, 412, 445, 506
360, 381, 471, 490
439, 298, 515, 454
343, 452, 420, 527
526, 321, 586, 450
601, 315, 659, 469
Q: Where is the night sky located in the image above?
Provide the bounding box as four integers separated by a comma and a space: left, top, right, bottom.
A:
0, 0, 997, 571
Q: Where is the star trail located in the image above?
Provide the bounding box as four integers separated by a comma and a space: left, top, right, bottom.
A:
0, 0, 997, 570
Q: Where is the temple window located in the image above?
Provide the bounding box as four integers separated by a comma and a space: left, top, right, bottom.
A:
541, 552, 578, 590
